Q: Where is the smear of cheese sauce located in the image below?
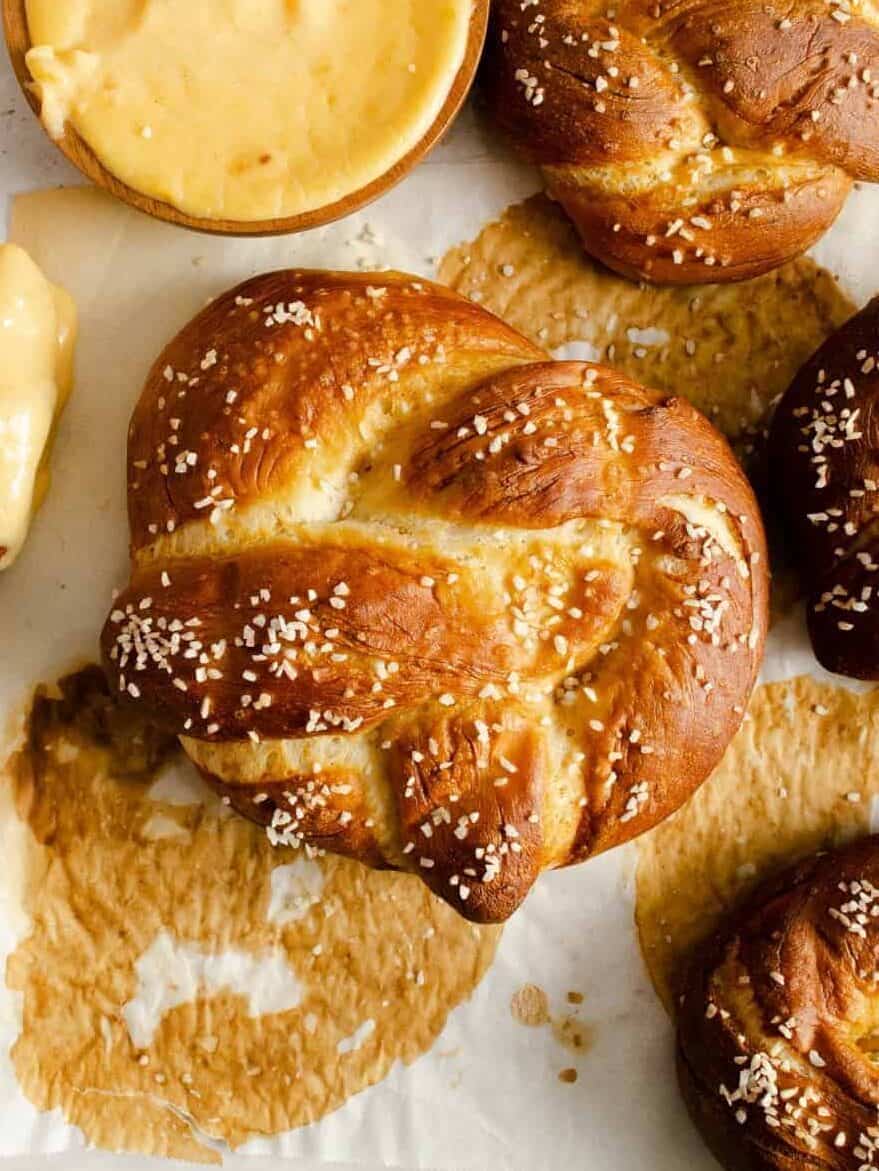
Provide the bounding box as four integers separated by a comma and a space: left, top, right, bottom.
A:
0, 245, 76, 571
25, 0, 473, 221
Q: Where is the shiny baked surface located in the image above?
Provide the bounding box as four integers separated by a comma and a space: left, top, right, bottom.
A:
770, 297, 879, 680
678, 835, 879, 1171
102, 269, 768, 922
481, 0, 879, 284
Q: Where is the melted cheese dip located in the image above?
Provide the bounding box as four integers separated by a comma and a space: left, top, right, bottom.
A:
24, 0, 473, 222
0, 246, 76, 571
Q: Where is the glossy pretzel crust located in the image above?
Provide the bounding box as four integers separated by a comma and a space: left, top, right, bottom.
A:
102, 270, 768, 922
482, 0, 879, 284
770, 297, 879, 680
679, 836, 879, 1170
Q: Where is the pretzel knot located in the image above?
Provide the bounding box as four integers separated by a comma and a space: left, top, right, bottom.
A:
482, 0, 879, 284
101, 271, 768, 923
678, 836, 879, 1171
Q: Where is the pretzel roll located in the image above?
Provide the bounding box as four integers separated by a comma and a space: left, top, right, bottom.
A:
482, 1, 879, 284
101, 270, 768, 923
678, 836, 879, 1171
769, 298, 879, 680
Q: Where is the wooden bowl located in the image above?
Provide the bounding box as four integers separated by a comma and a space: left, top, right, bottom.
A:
3, 0, 489, 236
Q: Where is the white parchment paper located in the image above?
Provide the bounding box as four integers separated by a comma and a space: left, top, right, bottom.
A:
2, 72, 879, 1171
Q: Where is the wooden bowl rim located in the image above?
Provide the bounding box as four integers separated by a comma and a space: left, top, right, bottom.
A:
2, 0, 489, 237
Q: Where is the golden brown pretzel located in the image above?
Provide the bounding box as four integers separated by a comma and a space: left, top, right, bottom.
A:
481, 0, 879, 284
770, 297, 879, 680
101, 270, 768, 923
678, 836, 879, 1171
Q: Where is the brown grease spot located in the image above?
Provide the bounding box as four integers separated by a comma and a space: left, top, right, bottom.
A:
637, 676, 879, 1012
510, 982, 594, 1073
552, 1015, 593, 1054
510, 983, 550, 1028
559, 1068, 578, 1084
4, 667, 500, 1161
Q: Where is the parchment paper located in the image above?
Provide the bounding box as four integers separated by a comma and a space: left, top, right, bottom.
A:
1, 97, 879, 1171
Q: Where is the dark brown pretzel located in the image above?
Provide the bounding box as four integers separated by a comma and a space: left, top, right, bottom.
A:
771, 297, 879, 680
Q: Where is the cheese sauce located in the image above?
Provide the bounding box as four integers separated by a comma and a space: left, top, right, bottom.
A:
0, 246, 77, 570
25, 0, 473, 222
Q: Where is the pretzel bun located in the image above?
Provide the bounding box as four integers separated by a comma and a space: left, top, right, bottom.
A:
769, 297, 879, 680
101, 270, 768, 923
481, 1, 879, 285
678, 835, 879, 1171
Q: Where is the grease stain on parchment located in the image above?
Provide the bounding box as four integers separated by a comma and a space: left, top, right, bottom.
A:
510, 983, 550, 1028
4, 668, 499, 1163
636, 675, 879, 1013
509, 981, 594, 1086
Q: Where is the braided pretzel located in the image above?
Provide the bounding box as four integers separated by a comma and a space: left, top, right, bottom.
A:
770, 297, 879, 680
678, 836, 879, 1171
482, 0, 879, 285
101, 270, 768, 923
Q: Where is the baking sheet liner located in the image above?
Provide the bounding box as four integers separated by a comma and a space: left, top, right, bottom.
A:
1, 110, 878, 1168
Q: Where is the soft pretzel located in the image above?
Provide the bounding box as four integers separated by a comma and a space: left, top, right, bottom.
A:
481, 1, 879, 284
770, 297, 879, 680
101, 270, 768, 923
678, 835, 879, 1171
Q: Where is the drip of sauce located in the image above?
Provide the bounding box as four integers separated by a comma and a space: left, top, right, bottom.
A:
25, 0, 473, 222
0, 245, 77, 571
